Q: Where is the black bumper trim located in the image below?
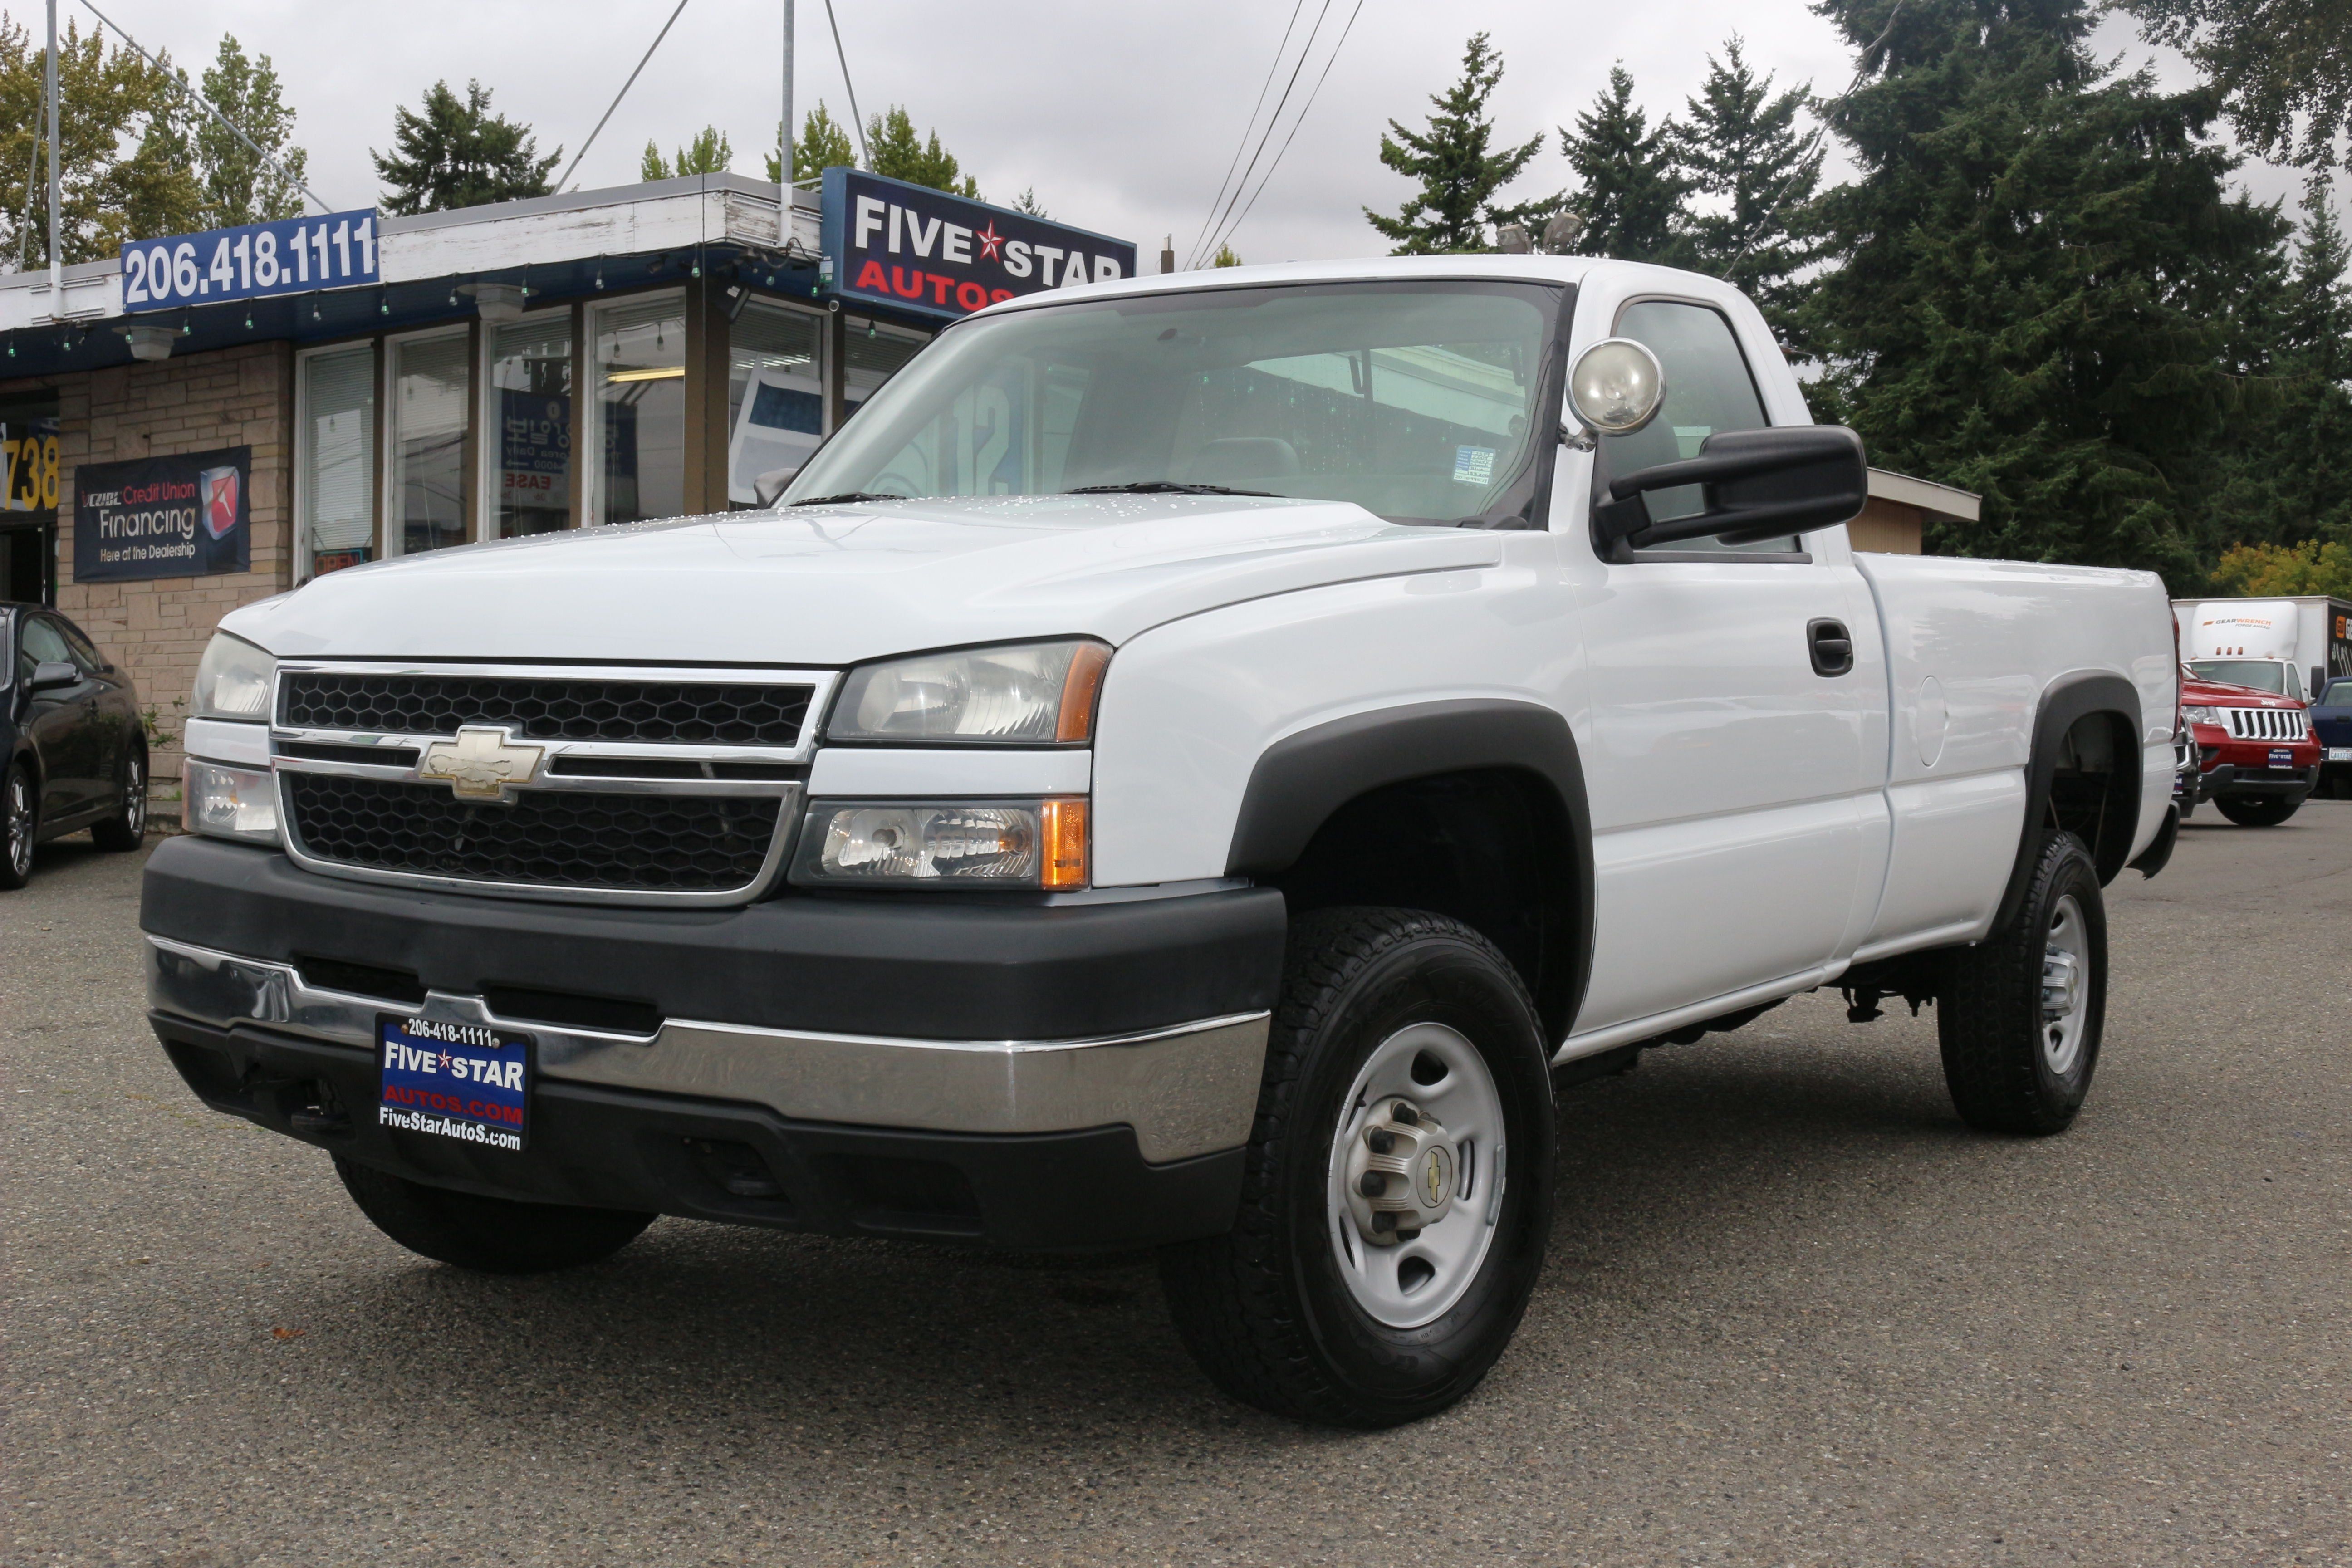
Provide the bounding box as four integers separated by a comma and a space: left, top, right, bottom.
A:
152, 1012, 1245, 1250
141, 835, 1286, 1041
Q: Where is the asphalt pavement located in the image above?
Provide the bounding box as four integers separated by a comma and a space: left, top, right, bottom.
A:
5, 805, 2350, 1567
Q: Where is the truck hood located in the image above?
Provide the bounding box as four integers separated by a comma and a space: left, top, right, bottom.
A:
225, 494, 1505, 666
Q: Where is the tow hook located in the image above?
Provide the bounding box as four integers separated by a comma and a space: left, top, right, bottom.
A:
2041, 947, 2082, 1024
1343, 1098, 1455, 1246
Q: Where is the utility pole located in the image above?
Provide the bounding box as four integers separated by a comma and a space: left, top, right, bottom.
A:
45, 0, 60, 316
779, 0, 794, 200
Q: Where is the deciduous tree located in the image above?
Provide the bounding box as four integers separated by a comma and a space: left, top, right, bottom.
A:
864, 106, 978, 197
194, 35, 307, 227
764, 103, 857, 185
641, 126, 731, 181
0, 16, 200, 263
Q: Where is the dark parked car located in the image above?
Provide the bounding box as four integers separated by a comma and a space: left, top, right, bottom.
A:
3, 602, 147, 888
2314, 677, 2352, 799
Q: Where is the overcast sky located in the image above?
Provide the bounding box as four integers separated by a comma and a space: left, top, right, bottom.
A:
50, 0, 2341, 261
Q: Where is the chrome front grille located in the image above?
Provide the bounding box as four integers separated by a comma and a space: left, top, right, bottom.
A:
269, 661, 833, 907
2223, 706, 2308, 741
279, 671, 813, 747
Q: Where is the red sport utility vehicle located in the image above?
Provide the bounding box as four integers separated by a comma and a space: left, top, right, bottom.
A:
2181, 667, 2321, 825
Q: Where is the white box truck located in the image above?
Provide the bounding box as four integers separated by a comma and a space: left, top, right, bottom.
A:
2174, 596, 2352, 703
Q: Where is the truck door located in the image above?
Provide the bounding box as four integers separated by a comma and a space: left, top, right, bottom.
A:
1563, 297, 1885, 1034
15, 612, 97, 819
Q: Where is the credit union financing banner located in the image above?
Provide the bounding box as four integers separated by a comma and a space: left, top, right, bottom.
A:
823, 168, 1137, 320
73, 446, 250, 582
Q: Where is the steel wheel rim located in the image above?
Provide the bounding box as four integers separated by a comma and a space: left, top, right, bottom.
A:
124, 755, 146, 837
2042, 893, 2090, 1077
1324, 1022, 1505, 1329
5, 774, 30, 876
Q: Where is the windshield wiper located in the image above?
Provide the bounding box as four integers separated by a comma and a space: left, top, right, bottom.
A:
1065, 481, 1275, 498
789, 492, 906, 507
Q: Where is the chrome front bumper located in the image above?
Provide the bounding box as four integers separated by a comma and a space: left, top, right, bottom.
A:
145, 935, 1268, 1164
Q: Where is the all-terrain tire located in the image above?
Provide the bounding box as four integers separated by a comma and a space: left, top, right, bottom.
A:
1938, 832, 2107, 1136
2214, 795, 2300, 827
1157, 907, 1555, 1427
335, 1157, 656, 1274
89, 745, 147, 851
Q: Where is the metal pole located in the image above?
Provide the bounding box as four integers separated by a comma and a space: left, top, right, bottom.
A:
45, 0, 60, 314
780, 0, 794, 194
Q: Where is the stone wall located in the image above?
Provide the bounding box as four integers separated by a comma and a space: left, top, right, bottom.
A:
2, 342, 295, 784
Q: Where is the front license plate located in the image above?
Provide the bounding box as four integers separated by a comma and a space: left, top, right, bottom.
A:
2329, 747, 2352, 762
2270, 747, 2295, 768
378, 1015, 531, 1152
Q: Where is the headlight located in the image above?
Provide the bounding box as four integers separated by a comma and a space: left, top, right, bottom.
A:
2181, 705, 2224, 726
183, 760, 281, 846
828, 640, 1110, 745
793, 799, 1088, 889
191, 633, 276, 720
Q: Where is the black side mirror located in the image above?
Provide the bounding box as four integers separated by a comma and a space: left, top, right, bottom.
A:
1595, 425, 1869, 550
28, 660, 79, 695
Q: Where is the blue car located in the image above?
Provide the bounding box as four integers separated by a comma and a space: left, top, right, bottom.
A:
3, 602, 148, 888
2316, 677, 2352, 799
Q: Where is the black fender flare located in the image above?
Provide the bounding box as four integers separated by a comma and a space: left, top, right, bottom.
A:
1989, 671, 2144, 934
1225, 698, 1595, 1039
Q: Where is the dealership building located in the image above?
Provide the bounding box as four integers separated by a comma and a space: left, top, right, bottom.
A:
0, 170, 1137, 808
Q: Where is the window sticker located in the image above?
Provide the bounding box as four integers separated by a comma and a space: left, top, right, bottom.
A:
1453, 445, 1496, 486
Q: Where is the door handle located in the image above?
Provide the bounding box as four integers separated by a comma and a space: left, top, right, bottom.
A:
1808, 618, 1854, 677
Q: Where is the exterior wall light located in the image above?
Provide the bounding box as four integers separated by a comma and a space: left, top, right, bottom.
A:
118, 323, 176, 363
461, 283, 528, 323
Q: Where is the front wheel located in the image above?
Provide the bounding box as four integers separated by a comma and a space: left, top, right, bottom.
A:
0, 763, 34, 890
2215, 795, 2300, 827
1158, 908, 1555, 1427
1938, 833, 2107, 1135
334, 1157, 656, 1274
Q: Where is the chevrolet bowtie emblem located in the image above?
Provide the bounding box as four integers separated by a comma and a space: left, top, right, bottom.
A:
416, 725, 544, 802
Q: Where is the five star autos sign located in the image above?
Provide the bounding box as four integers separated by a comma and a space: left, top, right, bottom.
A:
822, 168, 1138, 320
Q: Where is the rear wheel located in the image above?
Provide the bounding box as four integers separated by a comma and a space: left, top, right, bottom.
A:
2215, 795, 2300, 827
1158, 907, 1555, 1427
1938, 833, 2106, 1135
334, 1157, 656, 1274
0, 763, 34, 890
89, 746, 147, 851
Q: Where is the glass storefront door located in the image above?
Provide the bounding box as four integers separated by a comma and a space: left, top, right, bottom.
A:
388, 329, 472, 555
590, 295, 685, 525
488, 312, 573, 537
295, 344, 376, 577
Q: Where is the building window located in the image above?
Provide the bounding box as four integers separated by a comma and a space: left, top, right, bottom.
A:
388, 329, 472, 555
726, 299, 826, 506
589, 294, 685, 525
486, 312, 573, 536
844, 317, 928, 418
295, 345, 375, 578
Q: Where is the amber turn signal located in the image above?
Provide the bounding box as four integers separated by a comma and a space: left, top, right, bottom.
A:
1039, 797, 1090, 889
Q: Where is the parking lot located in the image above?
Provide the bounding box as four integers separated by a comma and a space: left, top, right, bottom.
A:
5, 806, 2349, 1567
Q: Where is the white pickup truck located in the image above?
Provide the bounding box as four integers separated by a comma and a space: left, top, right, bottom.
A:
144, 256, 2180, 1427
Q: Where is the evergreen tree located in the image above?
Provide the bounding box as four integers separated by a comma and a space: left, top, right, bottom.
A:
1364, 33, 1556, 255
864, 107, 978, 197
641, 126, 731, 181
0, 17, 200, 263
374, 80, 558, 215
1671, 39, 1820, 334
1012, 187, 1048, 218
764, 103, 857, 185
2127, 0, 2351, 172
1559, 65, 1688, 263
1801, 0, 2288, 584
194, 35, 307, 227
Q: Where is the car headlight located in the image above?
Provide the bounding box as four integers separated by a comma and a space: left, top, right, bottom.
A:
183, 760, 281, 846
792, 799, 1088, 889
191, 632, 276, 720
2181, 705, 2224, 727
828, 640, 1110, 745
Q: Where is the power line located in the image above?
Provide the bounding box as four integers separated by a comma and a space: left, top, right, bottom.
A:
557, 0, 693, 192
1184, 0, 1306, 271
76, 0, 335, 215
1204, 0, 1366, 265
823, 0, 869, 168
1189, 0, 1335, 269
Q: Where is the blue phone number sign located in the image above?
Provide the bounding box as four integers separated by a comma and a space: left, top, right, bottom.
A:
121, 208, 379, 313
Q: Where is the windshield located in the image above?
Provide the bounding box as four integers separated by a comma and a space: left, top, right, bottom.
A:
2188, 659, 2287, 694
783, 280, 1568, 527
2322, 681, 2352, 707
